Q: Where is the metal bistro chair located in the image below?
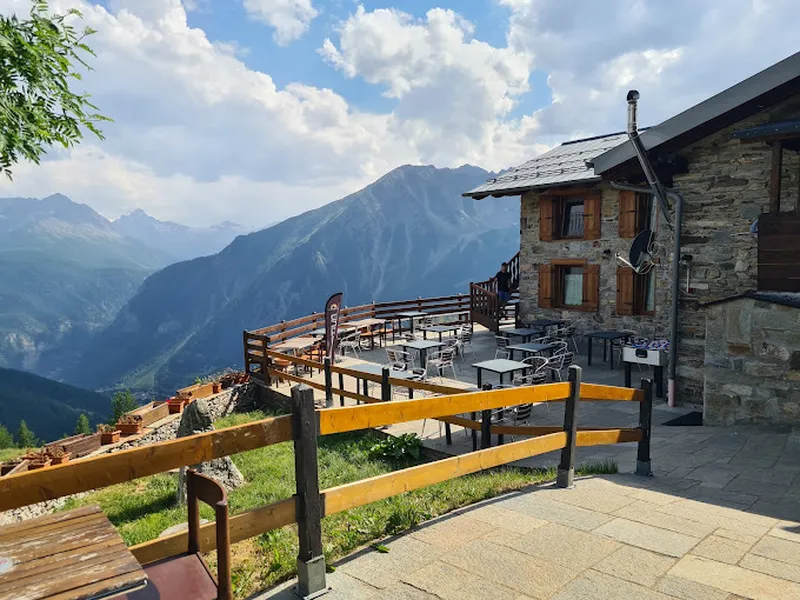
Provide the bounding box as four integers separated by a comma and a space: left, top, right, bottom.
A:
426, 347, 458, 381
385, 348, 416, 370
124, 470, 231, 600
339, 331, 361, 359
556, 324, 581, 353
545, 351, 574, 382
495, 335, 511, 359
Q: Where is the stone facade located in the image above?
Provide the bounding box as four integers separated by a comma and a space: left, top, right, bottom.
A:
517, 91, 800, 407
704, 297, 800, 425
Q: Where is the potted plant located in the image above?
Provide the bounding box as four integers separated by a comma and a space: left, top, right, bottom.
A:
117, 414, 143, 435
167, 396, 185, 414
97, 424, 121, 445
24, 451, 51, 470
212, 381, 222, 394
48, 447, 72, 465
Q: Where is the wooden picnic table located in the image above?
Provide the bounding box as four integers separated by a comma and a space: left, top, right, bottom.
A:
0, 505, 147, 600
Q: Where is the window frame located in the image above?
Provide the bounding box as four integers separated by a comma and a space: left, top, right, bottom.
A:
554, 196, 586, 240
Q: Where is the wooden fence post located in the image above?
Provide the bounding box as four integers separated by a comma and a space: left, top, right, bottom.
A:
381, 367, 391, 402
636, 378, 653, 477
338, 373, 345, 407
557, 365, 581, 488
291, 385, 327, 598
323, 358, 333, 409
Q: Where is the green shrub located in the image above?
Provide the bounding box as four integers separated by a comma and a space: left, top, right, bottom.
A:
367, 433, 422, 464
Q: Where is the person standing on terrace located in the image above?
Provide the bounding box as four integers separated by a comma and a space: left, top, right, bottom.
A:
495, 262, 511, 306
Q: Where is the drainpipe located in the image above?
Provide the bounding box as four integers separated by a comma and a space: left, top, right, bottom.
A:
618, 90, 684, 408
612, 182, 683, 408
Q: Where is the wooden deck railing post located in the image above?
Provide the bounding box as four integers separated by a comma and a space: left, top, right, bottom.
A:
291, 385, 327, 598
338, 373, 345, 407
557, 365, 581, 488
636, 378, 653, 477
324, 358, 333, 409
381, 367, 391, 402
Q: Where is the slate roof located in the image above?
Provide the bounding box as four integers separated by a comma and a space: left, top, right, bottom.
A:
463, 132, 628, 199
593, 51, 800, 175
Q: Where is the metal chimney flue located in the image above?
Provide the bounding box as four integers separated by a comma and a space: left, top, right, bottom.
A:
626, 90, 640, 134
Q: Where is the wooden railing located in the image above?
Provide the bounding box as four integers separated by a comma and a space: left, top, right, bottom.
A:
470, 282, 501, 332
244, 295, 471, 377
0, 367, 653, 598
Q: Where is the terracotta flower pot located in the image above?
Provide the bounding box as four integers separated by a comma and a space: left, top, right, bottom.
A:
101, 431, 121, 445
212, 382, 221, 394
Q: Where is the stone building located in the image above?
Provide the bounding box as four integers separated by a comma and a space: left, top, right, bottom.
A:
464, 51, 800, 425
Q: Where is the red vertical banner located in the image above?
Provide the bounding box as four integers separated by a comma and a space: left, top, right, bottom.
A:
325, 293, 343, 358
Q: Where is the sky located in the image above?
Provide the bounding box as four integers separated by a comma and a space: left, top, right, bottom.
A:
0, 0, 796, 228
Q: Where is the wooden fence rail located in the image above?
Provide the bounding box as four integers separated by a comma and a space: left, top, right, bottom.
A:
0, 367, 653, 599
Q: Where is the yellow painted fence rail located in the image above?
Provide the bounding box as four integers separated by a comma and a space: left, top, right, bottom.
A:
0, 366, 654, 599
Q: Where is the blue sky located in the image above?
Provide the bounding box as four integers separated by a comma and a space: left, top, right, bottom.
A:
180, 0, 552, 118
0, 0, 796, 227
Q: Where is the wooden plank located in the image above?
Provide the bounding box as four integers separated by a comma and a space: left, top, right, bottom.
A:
322, 432, 567, 514
439, 416, 642, 443
387, 377, 467, 395
131, 497, 296, 565
318, 384, 571, 435
266, 368, 327, 391
576, 428, 642, 446
328, 364, 383, 383
265, 349, 323, 370
0, 506, 99, 539
580, 383, 643, 402
0, 416, 293, 511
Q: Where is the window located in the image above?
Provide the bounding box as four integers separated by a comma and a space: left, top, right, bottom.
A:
540, 193, 601, 241
618, 191, 653, 238
557, 198, 585, 238
539, 261, 600, 311
617, 267, 656, 315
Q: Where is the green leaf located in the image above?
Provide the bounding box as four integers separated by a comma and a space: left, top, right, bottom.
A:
370, 543, 390, 554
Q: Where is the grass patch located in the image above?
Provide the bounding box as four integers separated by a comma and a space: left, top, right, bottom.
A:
60, 410, 618, 598
0, 448, 26, 462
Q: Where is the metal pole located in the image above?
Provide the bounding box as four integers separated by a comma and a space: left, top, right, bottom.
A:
323, 358, 333, 409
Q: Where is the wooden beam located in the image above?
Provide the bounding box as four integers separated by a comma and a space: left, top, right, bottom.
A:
0, 416, 293, 511
131, 498, 296, 565
322, 432, 567, 515
576, 429, 643, 446
770, 141, 783, 213
580, 384, 644, 402
317, 384, 571, 435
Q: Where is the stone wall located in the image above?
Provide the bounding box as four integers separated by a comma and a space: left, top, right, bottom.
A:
517, 91, 800, 407
704, 297, 800, 425
0, 383, 258, 525
518, 182, 673, 338
670, 92, 800, 404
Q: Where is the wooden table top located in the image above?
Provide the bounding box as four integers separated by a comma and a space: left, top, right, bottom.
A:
274, 336, 318, 351
0, 505, 147, 600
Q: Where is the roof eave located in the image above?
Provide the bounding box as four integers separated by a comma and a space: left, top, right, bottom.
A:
462, 177, 603, 200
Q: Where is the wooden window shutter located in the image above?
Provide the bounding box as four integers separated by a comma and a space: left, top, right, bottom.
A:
539, 197, 553, 242
538, 264, 553, 308
583, 195, 602, 240
618, 191, 637, 238
583, 264, 600, 311
616, 266, 635, 315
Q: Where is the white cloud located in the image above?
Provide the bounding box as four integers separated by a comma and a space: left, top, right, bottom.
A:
320, 6, 539, 173
0, 0, 797, 229
243, 0, 318, 45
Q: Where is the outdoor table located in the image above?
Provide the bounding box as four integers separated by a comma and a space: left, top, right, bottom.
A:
507, 341, 559, 361
273, 336, 317, 352
309, 324, 354, 338
586, 331, 635, 369
472, 358, 531, 388
395, 311, 428, 336
0, 505, 147, 600
345, 362, 419, 399
348, 318, 387, 349
422, 324, 461, 342
498, 327, 542, 343
399, 339, 445, 370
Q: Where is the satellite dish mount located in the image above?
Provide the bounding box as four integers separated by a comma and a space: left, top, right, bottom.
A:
615, 229, 655, 274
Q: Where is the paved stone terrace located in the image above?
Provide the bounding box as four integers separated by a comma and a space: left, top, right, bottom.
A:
259, 327, 800, 599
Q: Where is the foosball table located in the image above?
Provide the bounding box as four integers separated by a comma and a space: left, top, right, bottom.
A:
622, 339, 668, 398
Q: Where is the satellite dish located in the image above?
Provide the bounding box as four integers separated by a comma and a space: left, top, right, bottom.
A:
615, 229, 655, 274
